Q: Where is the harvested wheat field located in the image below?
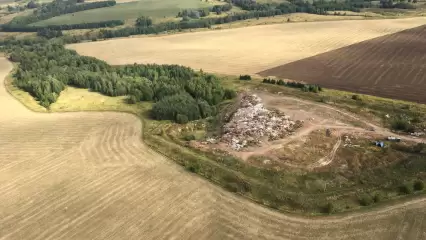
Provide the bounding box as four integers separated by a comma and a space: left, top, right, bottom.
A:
69, 17, 426, 77
1, 56, 426, 239
259, 24, 426, 103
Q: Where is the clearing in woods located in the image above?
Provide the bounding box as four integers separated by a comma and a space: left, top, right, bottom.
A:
69, 17, 426, 76
2, 53, 426, 238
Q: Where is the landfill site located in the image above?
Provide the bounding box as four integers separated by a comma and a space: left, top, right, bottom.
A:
194, 91, 426, 171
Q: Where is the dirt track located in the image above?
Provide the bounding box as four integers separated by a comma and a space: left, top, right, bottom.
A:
1, 57, 426, 239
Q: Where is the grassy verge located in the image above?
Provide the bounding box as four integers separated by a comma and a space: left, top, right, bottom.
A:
31, 0, 220, 26
5, 70, 426, 215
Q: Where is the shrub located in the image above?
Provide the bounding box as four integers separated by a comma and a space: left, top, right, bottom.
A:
352, 94, 361, 101
393, 2, 415, 9
224, 89, 237, 99
322, 202, 335, 214
135, 16, 153, 27
391, 118, 414, 132
183, 134, 196, 141
176, 114, 189, 124
186, 162, 200, 173
399, 183, 413, 195
239, 75, 251, 80
413, 180, 424, 191
126, 95, 138, 104
373, 193, 382, 203
358, 194, 373, 206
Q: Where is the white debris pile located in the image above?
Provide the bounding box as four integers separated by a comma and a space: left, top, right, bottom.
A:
221, 94, 297, 150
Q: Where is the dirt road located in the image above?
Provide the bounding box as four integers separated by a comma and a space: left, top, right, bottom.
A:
1, 57, 426, 239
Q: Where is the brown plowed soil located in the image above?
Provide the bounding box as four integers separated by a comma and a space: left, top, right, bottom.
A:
258, 24, 426, 103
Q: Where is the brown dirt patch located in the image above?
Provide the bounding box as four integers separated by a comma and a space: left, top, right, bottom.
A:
258, 24, 426, 104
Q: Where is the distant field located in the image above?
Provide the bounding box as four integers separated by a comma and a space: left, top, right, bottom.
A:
0, 0, 16, 4
32, 0, 217, 26
259, 24, 426, 104
69, 17, 426, 76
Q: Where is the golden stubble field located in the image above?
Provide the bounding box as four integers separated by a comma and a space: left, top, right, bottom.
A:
69, 17, 426, 76
1, 56, 426, 239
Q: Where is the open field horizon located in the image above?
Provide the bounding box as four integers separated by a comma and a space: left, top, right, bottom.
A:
69, 17, 426, 75
69, 17, 426, 103
2, 49, 426, 239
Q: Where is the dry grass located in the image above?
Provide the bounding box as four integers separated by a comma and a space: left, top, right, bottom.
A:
49, 87, 147, 114
2, 56, 426, 239
69, 17, 426, 77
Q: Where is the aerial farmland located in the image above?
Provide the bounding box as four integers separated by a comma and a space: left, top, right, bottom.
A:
1, 0, 426, 239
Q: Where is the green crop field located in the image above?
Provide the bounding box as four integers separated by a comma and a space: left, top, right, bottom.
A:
31, 0, 221, 26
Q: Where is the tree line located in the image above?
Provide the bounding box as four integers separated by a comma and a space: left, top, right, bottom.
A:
1, 38, 235, 123
177, 3, 233, 20
262, 78, 323, 93
380, 0, 416, 8
60, 0, 380, 42
2, 20, 124, 32
5, 0, 117, 31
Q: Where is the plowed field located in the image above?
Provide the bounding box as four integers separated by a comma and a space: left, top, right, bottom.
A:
258, 24, 426, 103
2, 56, 426, 238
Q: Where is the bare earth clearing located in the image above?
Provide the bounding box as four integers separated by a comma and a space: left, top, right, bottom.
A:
206, 91, 423, 167
69, 17, 426, 77
2, 56, 426, 238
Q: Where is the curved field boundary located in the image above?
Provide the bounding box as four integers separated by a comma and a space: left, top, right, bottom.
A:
1, 57, 426, 239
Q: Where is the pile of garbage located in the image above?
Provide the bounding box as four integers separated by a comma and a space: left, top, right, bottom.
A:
221, 94, 298, 150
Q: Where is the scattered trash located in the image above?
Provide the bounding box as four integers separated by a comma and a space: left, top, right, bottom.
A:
221, 94, 299, 150
410, 132, 424, 137
374, 141, 385, 148
387, 136, 401, 142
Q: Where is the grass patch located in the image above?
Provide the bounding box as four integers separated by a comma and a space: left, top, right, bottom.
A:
50, 87, 148, 114
32, 0, 218, 26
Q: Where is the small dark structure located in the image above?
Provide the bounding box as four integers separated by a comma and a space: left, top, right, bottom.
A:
374, 141, 385, 148
387, 136, 401, 142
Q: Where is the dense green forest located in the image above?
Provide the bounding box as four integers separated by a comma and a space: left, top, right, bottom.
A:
1, 38, 234, 122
